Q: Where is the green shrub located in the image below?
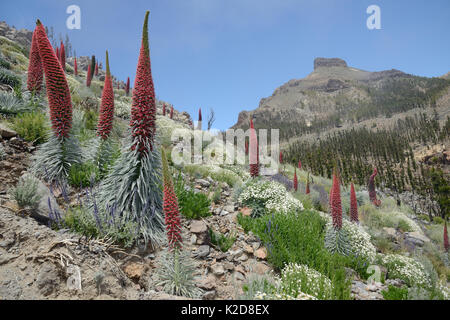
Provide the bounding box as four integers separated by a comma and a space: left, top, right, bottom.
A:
237, 211, 352, 299
381, 285, 408, 300
84, 109, 98, 130
432, 216, 444, 225
68, 162, 100, 188
209, 229, 236, 252
10, 175, 42, 209
210, 186, 221, 204
0, 55, 11, 69
11, 111, 49, 144
241, 273, 279, 299
173, 173, 211, 219
0, 67, 21, 87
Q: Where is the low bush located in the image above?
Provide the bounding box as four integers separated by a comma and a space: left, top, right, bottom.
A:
173, 173, 211, 219
379, 254, 431, 288
10, 175, 42, 209
11, 111, 49, 144
381, 285, 409, 300
0, 67, 21, 87
209, 229, 236, 252
68, 162, 100, 188
237, 210, 352, 299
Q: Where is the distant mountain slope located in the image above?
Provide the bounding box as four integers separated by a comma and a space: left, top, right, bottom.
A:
232, 58, 450, 141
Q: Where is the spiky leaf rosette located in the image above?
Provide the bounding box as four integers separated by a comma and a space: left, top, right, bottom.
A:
86, 64, 92, 87
95, 62, 99, 76
162, 148, 182, 250
293, 169, 298, 192
97, 137, 165, 246
97, 51, 114, 140
83, 135, 119, 176
324, 223, 351, 256
59, 41, 65, 70
126, 77, 130, 95
330, 171, 342, 230
368, 167, 381, 206
130, 11, 157, 154
350, 182, 359, 222
155, 248, 203, 298
31, 134, 81, 182
249, 118, 259, 177
444, 221, 449, 252
170, 106, 173, 119
27, 27, 43, 93
35, 20, 72, 138
74, 57, 78, 76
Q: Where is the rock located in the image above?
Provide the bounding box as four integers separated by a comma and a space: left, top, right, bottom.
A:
243, 244, 254, 254
345, 267, 358, 281
240, 207, 252, 217
36, 262, 60, 296
251, 242, 260, 251
383, 227, 397, 239
405, 231, 430, 243
253, 262, 271, 275
222, 262, 235, 271
314, 57, 347, 70
211, 263, 225, 276
190, 234, 197, 245
0, 124, 17, 139
197, 275, 216, 290
0, 253, 19, 265
203, 290, 216, 300
228, 249, 243, 260
193, 245, 210, 258
123, 263, 146, 283
235, 265, 246, 275
219, 210, 229, 216
233, 271, 245, 281
195, 179, 210, 188
237, 253, 248, 262
190, 220, 207, 234
223, 205, 234, 213
254, 247, 267, 260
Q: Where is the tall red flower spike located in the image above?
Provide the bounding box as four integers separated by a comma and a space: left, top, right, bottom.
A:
162, 103, 166, 116
444, 221, 449, 252
198, 108, 202, 121
95, 62, 99, 76
130, 11, 157, 154
27, 27, 43, 93
330, 171, 343, 229
59, 41, 65, 70
163, 171, 182, 250
293, 169, 298, 192
350, 182, 359, 222
74, 57, 78, 76
35, 20, 72, 138
86, 64, 92, 87
298, 160, 302, 169
170, 105, 174, 119
249, 118, 259, 177
97, 51, 115, 140
306, 172, 310, 194
279, 151, 283, 164
125, 77, 130, 95
368, 167, 381, 206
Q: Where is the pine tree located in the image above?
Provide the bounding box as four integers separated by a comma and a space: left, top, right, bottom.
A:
95, 62, 99, 76
27, 26, 43, 93
444, 220, 449, 252
90, 55, 96, 79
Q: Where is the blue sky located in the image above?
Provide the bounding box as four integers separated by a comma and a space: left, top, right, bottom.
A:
1, 0, 449, 129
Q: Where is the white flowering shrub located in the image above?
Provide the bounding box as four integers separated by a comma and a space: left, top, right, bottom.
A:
238, 179, 303, 215
114, 99, 131, 119
322, 215, 377, 263
280, 263, 333, 300
254, 291, 317, 300
380, 254, 431, 288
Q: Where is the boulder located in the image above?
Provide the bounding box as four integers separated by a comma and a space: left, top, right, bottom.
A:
190, 220, 207, 233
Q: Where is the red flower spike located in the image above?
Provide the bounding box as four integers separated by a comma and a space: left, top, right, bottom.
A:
298, 160, 302, 169
350, 182, 359, 222
86, 64, 92, 87
170, 106, 173, 119
293, 169, 298, 192
35, 20, 72, 138
74, 57, 78, 76
368, 167, 381, 206
306, 172, 310, 194
163, 182, 183, 250
249, 118, 259, 177
27, 27, 43, 93
330, 171, 343, 229
125, 77, 130, 95
59, 41, 65, 70
279, 151, 283, 164
444, 221, 449, 252
97, 50, 115, 140
162, 104, 166, 116
198, 108, 202, 121
130, 11, 157, 154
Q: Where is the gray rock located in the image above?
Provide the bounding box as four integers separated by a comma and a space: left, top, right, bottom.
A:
190, 220, 207, 234
36, 262, 60, 296
0, 253, 19, 265
211, 263, 225, 276
223, 205, 234, 213
190, 234, 197, 245
193, 245, 210, 258
195, 179, 210, 187
0, 124, 17, 139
